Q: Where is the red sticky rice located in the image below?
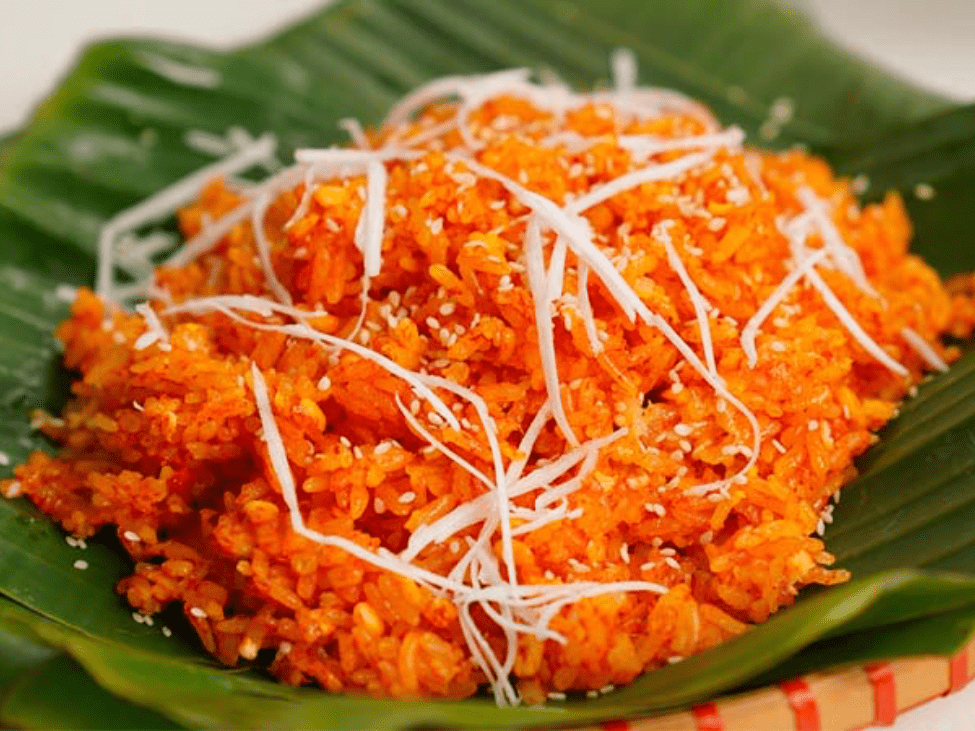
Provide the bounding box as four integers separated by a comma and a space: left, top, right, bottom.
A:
5, 92, 975, 704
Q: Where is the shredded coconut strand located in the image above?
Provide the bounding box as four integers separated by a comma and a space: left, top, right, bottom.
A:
900, 326, 949, 372
98, 134, 276, 300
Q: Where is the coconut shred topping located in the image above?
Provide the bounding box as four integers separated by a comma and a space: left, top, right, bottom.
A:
90, 52, 941, 705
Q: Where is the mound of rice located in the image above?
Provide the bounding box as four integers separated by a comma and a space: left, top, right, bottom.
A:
5, 62, 974, 705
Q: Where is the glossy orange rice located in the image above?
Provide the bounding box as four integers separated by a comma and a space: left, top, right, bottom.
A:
5, 93, 974, 703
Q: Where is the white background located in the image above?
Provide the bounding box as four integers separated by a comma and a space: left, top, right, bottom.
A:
0, 1, 973, 729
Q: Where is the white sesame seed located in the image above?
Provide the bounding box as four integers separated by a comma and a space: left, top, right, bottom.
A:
374, 498, 386, 514
771, 97, 794, 123
664, 557, 681, 570
374, 441, 393, 456
317, 375, 332, 391
679, 439, 693, 453
567, 558, 590, 573
644, 502, 666, 517
439, 302, 456, 317
914, 183, 935, 201
162, 626, 173, 638
189, 607, 207, 619
673, 423, 693, 437
73, 560, 89, 570
547, 691, 567, 701
2, 481, 22, 499
808, 419, 819, 431
0, 452, 9, 467
772, 439, 787, 454
426, 316, 440, 330
398, 491, 416, 504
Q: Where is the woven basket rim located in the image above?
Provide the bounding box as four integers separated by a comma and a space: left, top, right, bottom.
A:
565, 637, 975, 731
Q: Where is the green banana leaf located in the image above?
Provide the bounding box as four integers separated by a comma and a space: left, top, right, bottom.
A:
1, 1, 974, 729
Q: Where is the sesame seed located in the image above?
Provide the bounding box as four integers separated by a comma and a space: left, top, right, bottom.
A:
189, 607, 207, 619
679, 439, 693, 453
0, 452, 8, 467
374, 498, 386, 514
317, 375, 332, 391
771, 97, 794, 123
426, 317, 440, 330
374, 441, 393, 455
398, 492, 416, 503
673, 423, 693, 436
162, 626, 173, 638
73, 560, 89, 570
567, 558, 590, 573
914, 183, 935, 201
772, 439, 787, 454
439, 302, 456, 316
664, 557, 681, 570
2, 481, 22, 499
547, 691, 567, 701
808, 419, 819, 431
